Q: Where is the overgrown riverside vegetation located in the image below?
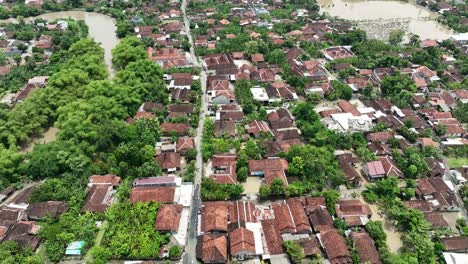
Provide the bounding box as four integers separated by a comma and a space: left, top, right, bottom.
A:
0, 34, 170, 262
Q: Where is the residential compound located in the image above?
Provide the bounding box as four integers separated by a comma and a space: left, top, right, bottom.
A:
0, 0, 467, 263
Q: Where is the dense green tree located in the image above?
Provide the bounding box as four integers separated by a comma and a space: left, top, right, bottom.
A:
388, 29, 405, 46
100, 202, 167, 259
112, 37, 146, 70
201, 177, 243, 200
283, 240, 304, 263
322, 190, 340, 215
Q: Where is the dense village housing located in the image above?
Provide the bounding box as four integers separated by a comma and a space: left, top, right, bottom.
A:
0, 0, 467, 263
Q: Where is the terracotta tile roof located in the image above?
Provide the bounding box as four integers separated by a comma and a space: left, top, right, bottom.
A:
454, 89, 468, 100
129, 187, 175, 203
142, 102, 165, 112
26, 201, 68, 220
246, 120, 272, 136
230, 200, 256, 227
350, 232, 382, 264
442, 236, 468, 252
81, 185, 113, 213
309, 207, 334, 233
161, 122, 191, 135
304, 197, 326, 214
261, 219, 284, 255
366, 131, 393, 142
168, 103, 195, 114
323, 46, 354, 60
202, 202, 229, 233
335, 200, 372, 218
264, 170, 288, 186
176, 137, 195, 153
155, 152, 181, 169
251, 53, 265, 63
248, 158, 288, 173
89, 174, 121, 186
230, 227, 256, 255
424, 212, 449, 228
272, 203, 296, 234
321, 229, 352, 264
378, 156, 404, 178
155, 204, 183, 232
405, 200, 432, 212
287, 198, 311, 233
202, 234, 228, 263
417, 178, 436, 195
337, 100, 360, 116
418, 137, 440, 148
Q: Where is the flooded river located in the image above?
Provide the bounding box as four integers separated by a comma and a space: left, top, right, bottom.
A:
318, 0, 453, 40
2, 11, 119, 76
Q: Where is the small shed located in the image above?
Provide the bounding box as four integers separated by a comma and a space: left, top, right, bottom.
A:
65, 241, 85, 256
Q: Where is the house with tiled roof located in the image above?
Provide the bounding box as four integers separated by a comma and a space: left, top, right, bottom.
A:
319, 229, 352, 264
210, 154, 237, 184
364, 160, 386, 181
81, 174, 120, 213
322, 46, 354, 61
442, 236, 468, 253
230, 227, 257, 260
155, 152, 181, 172
198, 234, 228, 263
176, 137, 195, 155
335, 200, 372, 227
350, 232, 382, 264
416, 178, 460, 211
248, 158, 288, 185
424, 212, 449, 228
155, 204, 183, 233
161, 122, 191, 135
286, 198, 311, 234
261, 219, 284, 255
202, 202, 230, 233
378, 155, 404, 178
308, 206, 334, 233
26, 201, 68, 220
272, 203, 296, 235
291, 59, 328, 81
130, 187, 176, 204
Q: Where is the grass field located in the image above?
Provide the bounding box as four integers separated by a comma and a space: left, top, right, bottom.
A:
447, 157, 468, 168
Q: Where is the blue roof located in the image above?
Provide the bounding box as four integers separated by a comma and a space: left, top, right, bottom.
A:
65, 241, 85, 255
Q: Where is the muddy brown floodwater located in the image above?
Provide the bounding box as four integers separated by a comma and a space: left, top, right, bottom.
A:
21, 127, 59, 153
2, 11, 119, 76
318, 0, 453, 40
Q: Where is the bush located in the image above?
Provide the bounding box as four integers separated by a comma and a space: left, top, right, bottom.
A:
169, 245, 182, 259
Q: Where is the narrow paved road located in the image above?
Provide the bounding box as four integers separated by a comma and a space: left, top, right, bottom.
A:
182, 0, 208, 263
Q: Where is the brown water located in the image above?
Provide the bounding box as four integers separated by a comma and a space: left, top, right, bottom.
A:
318, 0, 453, 40
243, 177, 263, 194
2, 11, 119, 76
21, 127, 59, 153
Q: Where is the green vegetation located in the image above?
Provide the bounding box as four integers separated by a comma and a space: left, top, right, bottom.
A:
0, 241, 43, 264
286, 145, 345, 188
283, 240, 305, 263
201, 177, 243, 200
392, 147, 430, 179
363, 177, 436, 264
447, 156, 468, 169
92, 202, 168, 262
